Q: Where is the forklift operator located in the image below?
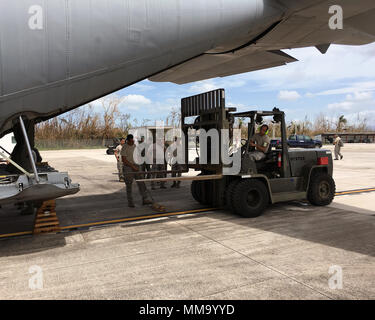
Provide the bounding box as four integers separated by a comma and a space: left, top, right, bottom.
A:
248, 124, 270, 161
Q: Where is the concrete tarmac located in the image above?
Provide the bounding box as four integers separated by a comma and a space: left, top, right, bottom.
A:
0, 144, 374, 299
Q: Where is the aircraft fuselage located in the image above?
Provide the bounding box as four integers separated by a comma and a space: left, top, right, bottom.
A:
0, 0, 283, 136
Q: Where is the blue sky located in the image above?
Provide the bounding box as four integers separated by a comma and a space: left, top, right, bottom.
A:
89, 42, 375, 129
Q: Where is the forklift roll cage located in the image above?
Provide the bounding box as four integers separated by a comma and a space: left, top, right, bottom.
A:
181, 88, 291, 178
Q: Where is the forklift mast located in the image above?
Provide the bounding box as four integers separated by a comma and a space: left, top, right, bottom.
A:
181, 88, 236, 174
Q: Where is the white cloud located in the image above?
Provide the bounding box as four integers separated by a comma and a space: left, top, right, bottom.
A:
86, 94, 151, 112
278, 90, 301, 101
188, 77, 247, 94
122, 94, 152, 110
123, 94, 151, 105
313, 81, 375, 97
189, 80, 219, 94
345, 91, 373, 101
328, 91, 374, 110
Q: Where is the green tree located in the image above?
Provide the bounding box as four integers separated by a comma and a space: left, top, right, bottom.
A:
336, 115, 347, 132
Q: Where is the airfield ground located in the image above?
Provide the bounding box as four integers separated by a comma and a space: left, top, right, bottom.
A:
0, 144, 374, 299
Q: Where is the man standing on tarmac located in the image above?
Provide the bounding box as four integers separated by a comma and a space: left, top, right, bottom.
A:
121, 134, 152, 207
115, 138, 125, 182
139, 135, 152, 180
333, 134, 344, 160
170, 137, 183, 188
248, 124, 270, 161
147, 138, 167, 190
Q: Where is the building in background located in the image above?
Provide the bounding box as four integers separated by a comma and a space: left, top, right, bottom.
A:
319, 132, 375, 144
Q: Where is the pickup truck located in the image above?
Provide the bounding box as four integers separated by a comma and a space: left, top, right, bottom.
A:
270, 135, 322, 149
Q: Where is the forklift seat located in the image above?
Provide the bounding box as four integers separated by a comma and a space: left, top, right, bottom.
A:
254, 150, 273, 162
254, 150, 277, 170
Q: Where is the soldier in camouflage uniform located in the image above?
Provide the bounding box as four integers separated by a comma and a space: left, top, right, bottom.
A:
171, 137, 183, 188
121, 134, 152, 207
114, 138, 125, 182
333, 134, 344, 160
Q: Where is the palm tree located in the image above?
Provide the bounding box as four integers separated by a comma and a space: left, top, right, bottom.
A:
336, 115, 347, 132
238, 117, 246, 129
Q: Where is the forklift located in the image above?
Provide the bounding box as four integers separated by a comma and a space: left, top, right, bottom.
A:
181, 89, 336, 218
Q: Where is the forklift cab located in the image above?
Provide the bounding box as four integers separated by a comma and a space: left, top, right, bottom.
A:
233, 109, 289, 177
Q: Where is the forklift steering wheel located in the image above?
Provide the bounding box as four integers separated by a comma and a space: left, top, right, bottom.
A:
241, 139, 255, 155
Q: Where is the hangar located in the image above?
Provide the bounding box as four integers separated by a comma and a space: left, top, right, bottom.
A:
319, 132, 375, 144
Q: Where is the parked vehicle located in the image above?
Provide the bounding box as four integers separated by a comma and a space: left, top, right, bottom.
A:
106, 138, 120, 155
270, 135, 322, 149
287, 135, 322, 148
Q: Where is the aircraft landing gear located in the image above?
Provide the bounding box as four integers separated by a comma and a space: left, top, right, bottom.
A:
0, 115, 80, 211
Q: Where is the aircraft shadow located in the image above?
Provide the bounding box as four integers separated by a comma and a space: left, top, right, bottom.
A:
0, 184, 202, 257
1, 190, 373, 258
169, 201, 375, 258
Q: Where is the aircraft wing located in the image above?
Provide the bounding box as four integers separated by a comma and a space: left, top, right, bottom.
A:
150, 1, 375, 84
149, 50, 298, 84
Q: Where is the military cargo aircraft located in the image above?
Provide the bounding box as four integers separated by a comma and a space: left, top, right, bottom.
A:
0, 0, 374, 207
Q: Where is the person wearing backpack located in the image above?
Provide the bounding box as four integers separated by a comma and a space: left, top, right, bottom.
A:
333, 134, 344, 160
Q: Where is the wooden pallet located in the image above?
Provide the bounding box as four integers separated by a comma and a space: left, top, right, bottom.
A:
33, 200, 61, 234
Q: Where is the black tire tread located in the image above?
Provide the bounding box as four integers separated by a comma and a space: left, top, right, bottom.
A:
232, 179, 269, 218
225, 179, 240, 210
191, 175, 213, 205
307, 172, 335, 206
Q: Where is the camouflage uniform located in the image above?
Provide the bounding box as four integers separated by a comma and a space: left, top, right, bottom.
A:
171, 163, 182, 188
334, 136, 343, 160
115, 144, 124, 181
151, 164, 166, 189
171, 145, 183, 188
121, 143, 150, 206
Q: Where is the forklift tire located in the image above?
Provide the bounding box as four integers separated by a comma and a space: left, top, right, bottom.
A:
191, 180, 200, 203
307, 172, 335, 206
232, 179, 269, 218
191, 179, 213, 205
225, 179, 240, 210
